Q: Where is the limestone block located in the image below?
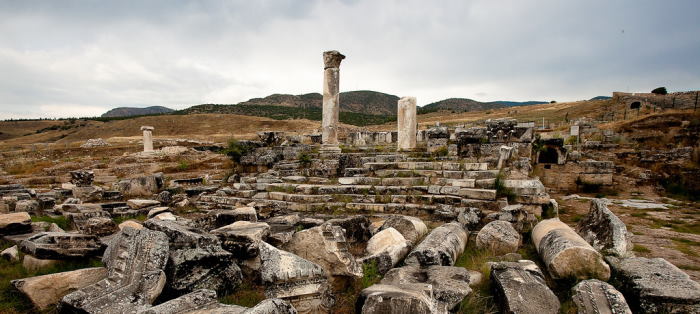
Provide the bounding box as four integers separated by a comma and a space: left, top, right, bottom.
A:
397, 96, 417, 151
116, 173, 164, 197
1, 245, 19, 261
20, 232, 104, 259
357, 284, 437, 314
60, 228, 170, 313
212, 221, 270, 258
532, 219, 610, 280
259, 242, 333, 313
377, 215, 428, 245
381, 265, 473, 312
0, 212, 32, 235
69, 170, 94, 186
325, 215, 371, 243
144, 219, 242, 296
405, 222, 467, 267
285, 224, 362, 277
606, 256, 700, 313
577, 199, 633, 257
490, 260, 560, 314
571, 279, 632, 314
127, 199, 161, 209
475, 220, 521, 255
12, 267, 107, 310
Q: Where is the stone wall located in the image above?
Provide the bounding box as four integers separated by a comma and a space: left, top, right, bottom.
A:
612, 91, 700, 111
536, 160, 614, 192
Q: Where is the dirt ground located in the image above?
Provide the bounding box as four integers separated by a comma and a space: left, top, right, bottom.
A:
555, 179, 700, 281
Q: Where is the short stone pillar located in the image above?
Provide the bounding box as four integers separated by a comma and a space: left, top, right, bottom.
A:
321, 50, 345, 153
397, 97, 417, 151
141, 126, 154, 152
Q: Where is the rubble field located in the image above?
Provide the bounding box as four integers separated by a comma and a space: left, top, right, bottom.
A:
1, 113, 699, 314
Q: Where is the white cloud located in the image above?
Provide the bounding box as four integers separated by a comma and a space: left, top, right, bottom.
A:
0, 0, 698, 118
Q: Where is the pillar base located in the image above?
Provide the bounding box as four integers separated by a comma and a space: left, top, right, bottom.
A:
320, 144, 342, 154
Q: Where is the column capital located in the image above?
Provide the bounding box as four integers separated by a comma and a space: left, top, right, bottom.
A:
323, 50, 345, 69
140, 126, 154, 131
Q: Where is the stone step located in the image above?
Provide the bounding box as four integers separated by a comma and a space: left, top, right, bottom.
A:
372, 169, 498, 180
197, 195, 502, 213
359, 155, 407, 164
363, 161, 488, 171
337, 177, 427, 186
265, 191, 465, 205
343, 168, 370, 177
265, 183, 430, 195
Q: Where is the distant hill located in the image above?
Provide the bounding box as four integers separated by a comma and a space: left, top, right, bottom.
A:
590, 96, 612, 101
101, 106, 174, 118
419, 98, 547, 114
235, 90, 399, 115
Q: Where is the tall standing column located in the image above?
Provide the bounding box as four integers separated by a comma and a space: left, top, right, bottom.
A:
321, 50, 345, 152
141, 126, 154, 152
397, 96, 417, 151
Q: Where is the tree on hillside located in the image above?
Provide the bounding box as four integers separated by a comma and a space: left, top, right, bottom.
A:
651, 87, 668, 95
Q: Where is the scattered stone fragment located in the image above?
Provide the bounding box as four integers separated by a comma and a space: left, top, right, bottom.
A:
116, 173, 164, 197
22, 255, 59, 272
259, 241, 333, 313
456, 207, 481, 230
60, 228, 170, 313
357, 283, 438, 314
475, 220, 521, 255
571, 279, 632, 314
15, 200, 40, 213
141, 289, 297, 314
606, 256, 700, 313
127, 199, 161, 209
326, 215, 371, 243
212, 221, 270, 258
576, 199, 633, 257
285, 223, 362, 277
1, 245, 19, 261
378, 215, 428, 245
0, 212, 32, 235
405, 222, 467, 266
147, 206, 172, 218
532, 218, 610, 280
143, 219, 242, 296
19, 232, 104, 259
71, 186, 103, 202
69, 170, 95, 186
366, 227, 405, 255
156, 190, 173, 204
490, 260, 561, 314
12, 267, 107, 310
381, 264, 473, 312
118, 220, 144, 230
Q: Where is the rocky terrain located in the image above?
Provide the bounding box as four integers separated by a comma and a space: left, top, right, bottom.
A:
1, 92, 699, 313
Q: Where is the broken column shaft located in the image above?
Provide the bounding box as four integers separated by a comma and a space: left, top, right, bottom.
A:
321, 50, 345, 152
397, 97, 417, 151
141, 126, 154, 152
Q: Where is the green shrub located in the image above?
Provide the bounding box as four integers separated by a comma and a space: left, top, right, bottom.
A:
361, 260, 381, 288
298, 152, 312, 167
495, 171, 517, 203
433, 146, 449, 157
221, 139, 252, 163
651, 87, 668, 95
32, 215, 70, 231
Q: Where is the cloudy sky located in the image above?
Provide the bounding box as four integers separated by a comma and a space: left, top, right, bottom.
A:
1, 0, 698, 119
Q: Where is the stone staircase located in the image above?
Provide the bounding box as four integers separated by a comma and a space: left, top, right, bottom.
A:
195, 153, 544, 218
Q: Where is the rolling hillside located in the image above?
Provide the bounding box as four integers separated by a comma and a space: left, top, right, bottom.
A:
101, 106, 174, 117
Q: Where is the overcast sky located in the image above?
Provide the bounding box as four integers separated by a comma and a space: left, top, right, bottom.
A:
1, 0, 699, 119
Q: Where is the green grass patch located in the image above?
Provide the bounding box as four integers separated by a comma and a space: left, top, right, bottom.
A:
361, 260, 382, 289
218, 281, 266, 308
112, 214, 147, 225
632, 244, 651, 253
31, 215, 70, 231
455, 247, 497, 313
630, 212, 648, 218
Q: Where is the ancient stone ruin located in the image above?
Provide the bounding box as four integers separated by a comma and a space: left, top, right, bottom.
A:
1, 50, 699, 314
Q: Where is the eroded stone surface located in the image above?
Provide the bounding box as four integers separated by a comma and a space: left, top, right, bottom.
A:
285, 223, 362, 277
606, 256, 700, 313
475, 220, 521, 255
12, 267, 107, 310
577, 199, 633, 257
490, 260, 560, 314
381, 264, 472, 312
259, 241, 333, 314
212, 221, 270, 259
405, 222, 467, 267
571, 279, 632, 314
60, 228, 170, 313
19, 232, 104, 259
532, 218, 610, 280
0, 212, 32, 235
378, 215, 428, 245
357, 284, 437, 314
